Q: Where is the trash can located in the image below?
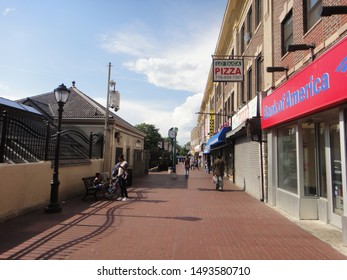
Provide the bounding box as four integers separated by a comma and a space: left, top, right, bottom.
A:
126, 169, 133, 186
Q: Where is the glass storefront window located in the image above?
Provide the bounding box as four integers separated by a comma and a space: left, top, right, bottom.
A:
318, 123, 327, 198
278, 125, 297, 193
330, 123, 343, 215
302, 123, 317, 196
301, 122, 327, 197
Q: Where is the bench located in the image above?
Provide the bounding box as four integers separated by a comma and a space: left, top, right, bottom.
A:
82, 176, 102, 201
82, 172, 109, 200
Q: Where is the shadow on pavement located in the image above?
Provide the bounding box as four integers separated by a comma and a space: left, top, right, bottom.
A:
0, 196, 94, 254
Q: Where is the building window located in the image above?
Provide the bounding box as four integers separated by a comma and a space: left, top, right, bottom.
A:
240, 24, 245, 54
256, 55, 263, 93
281, 10, 293, 56
241, 81, 246, 104
225, 97, 230, 121
304, 0, 321, 32
231, 91, 235, 112
255, 0, 262, 27
247, 67, 252, 101
247, 7, 253, 43
278, 125, 297, 194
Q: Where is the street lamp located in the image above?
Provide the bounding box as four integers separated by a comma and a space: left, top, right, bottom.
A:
266, 66, 289, 80
321, 6, 347, 16
45, 83, 71, 213
168, 127, 178, 175
287, 43, 315, 61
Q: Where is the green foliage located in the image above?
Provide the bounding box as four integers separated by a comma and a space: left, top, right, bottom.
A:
135, 123, 163, 150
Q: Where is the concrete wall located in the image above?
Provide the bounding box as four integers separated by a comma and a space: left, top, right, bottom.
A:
0, 159, 103, 221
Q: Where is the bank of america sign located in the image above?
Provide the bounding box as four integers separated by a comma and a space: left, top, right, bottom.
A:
213, 59, 244, 82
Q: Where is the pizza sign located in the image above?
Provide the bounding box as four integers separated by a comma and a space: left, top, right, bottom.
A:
213, 59, 244, 82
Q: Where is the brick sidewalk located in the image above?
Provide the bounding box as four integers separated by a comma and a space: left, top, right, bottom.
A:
0, 164, 346, 260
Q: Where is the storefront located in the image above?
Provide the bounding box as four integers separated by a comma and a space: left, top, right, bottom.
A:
226, 96, 263, 200
262, 37, 347, 244
203, 126, 231, 173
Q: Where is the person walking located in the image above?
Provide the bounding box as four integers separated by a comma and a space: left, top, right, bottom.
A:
117, 155, 129, 201
205, 157, 211, 174
213, 154, 225, 191
184, 156, 190, 178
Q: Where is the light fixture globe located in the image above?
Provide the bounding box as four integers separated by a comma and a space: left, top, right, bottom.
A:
54, 83, 71, 104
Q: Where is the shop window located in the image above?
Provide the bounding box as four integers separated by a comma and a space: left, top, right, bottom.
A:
303, 0, 322, 32
278, 125, 297, 193
330, 123, 343, 215
318, 123, 327, 198
302, 122, 327, 197
281, 10, 293, 56
302, 123, 317, 196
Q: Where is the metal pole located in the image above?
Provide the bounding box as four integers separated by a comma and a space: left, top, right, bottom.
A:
45, 102, 64, 213
173, 134, 177, 173
0, 110, 8, 163
102, 62, 112, 172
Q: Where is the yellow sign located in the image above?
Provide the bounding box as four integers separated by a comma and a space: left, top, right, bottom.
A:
209, 109, 214, 135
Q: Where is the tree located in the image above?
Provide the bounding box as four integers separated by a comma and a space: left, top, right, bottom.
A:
135, 123, 163, 150
135, 123, 164, 169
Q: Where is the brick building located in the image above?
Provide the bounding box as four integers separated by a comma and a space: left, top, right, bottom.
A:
194, 0, 347, 245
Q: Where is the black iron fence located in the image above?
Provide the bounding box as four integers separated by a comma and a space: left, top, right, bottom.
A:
0, 110, 103, 164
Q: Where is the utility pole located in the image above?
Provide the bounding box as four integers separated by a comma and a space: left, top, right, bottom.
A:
103, 62, 112, 172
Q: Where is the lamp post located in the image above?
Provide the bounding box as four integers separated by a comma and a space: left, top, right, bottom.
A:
45, 83, 71, 213
102, 62, 117, 172
266, 66, 289, 80
168, 127, 178, 174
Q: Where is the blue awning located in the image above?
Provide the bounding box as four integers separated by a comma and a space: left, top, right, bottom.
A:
203, 126, 231, 154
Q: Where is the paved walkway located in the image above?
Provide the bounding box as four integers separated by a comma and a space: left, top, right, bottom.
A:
0, 164, 346, 260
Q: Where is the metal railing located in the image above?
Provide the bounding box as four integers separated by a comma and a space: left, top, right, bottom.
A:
0, 110, 103, 164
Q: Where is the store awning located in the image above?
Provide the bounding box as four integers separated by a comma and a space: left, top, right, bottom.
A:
203, 126, 231, 154
226, 122, 246, 139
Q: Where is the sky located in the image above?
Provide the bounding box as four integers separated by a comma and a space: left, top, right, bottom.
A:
0, 0, 227, 145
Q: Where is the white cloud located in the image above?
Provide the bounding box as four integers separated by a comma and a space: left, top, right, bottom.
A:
124, 56, 206, 93
171, 92, 202, 144
95, 96, 196, 145
100, 22, 220, 145
3, 8, 15, 16
0, 82, 10, 92
100, 32, 154, 57
101, 25, 217, 93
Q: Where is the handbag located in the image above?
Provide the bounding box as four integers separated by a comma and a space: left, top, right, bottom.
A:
212, 175, 217, 184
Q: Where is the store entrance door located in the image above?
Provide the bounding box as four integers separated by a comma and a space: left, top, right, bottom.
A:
329, 123, 343, 227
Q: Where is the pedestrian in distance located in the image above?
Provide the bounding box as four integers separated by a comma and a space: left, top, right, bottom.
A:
117, 155, 129, 201
184, 156, 190, 178
205, 157, 211, 174
213, 154, 225, 191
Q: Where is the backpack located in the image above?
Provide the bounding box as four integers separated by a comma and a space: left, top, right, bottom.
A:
112, 162, 120, 177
